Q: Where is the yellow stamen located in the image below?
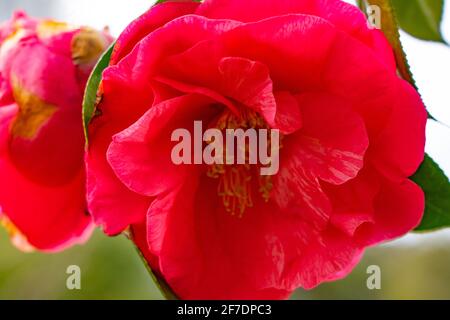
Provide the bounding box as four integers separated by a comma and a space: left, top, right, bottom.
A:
206, 110, 278, 217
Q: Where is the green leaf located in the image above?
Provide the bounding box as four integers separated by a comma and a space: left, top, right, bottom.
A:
82, 41, 115, 146
412, 154, 450, 231
357, 0, 368, 13
391, 0, 446, 43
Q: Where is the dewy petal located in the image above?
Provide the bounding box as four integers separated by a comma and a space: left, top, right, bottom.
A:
196, 0, 396, 70
107, 94, 220, 197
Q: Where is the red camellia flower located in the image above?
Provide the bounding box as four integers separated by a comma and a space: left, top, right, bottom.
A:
0, 12, 112, 251
86, 0, 426, 299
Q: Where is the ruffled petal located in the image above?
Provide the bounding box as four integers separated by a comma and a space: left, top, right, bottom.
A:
197, 0, 396, 70
147, 172, 365, 297
107, 94, 220, 197
151, 174, 292, 299
86, 64, 154, 235
368, 80, 427, 181
111, 0, 200, 64
325, 167, 424, 246
159, 41, 302, 133
273, 92, 368, 229
88, 17, 243, 223
357, 177, 425, 245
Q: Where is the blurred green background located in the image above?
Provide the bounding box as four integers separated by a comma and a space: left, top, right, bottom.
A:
1, 227, 450, 300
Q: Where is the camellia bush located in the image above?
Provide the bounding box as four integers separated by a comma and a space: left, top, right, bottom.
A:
0, 0, 449, 300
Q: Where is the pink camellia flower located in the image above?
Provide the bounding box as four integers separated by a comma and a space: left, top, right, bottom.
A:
0, 11, 112, 251
86, 0, 426, 299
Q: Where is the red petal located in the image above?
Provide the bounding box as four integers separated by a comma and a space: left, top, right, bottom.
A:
111, 1, 200, 64
86, 65, 154, 235
160, 42, 302, 133
150, 174, 292, 299
107, 94, 220, 197
197, 0, 395, 70
273, 92, 368, 229
357, 177, 425, 245
0, 108, 91, 251
368, 80, 427, 181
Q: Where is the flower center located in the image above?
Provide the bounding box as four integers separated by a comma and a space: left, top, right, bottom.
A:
206, 109, 278, 217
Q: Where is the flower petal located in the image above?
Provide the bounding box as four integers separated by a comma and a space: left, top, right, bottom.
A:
86, 64, 154, 235
368, 80, 427, 180
107, 94, 220, 197
273, 92, 368, 229
357, 177, 425, 245
150, 174, 292, 299
160, 41, 302, 133
0, 107, 92, 251
197, 0, 395, 70
111, 1, 200, 64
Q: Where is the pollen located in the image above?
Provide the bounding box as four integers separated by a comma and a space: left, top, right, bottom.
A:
206, 109, 278, 217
